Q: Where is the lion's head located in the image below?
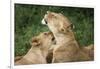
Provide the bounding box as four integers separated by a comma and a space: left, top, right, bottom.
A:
42, 11, 74, 34
30, 31, 55, 50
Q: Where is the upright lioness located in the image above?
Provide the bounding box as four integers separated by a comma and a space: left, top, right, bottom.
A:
42, 11, 94, 63
15, 32, 55, 65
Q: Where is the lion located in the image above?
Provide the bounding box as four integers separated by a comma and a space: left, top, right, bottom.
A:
81, 44, 94, 59
15, 56, 23, 62
15, 31, 55, 65
42, 11, 94, 63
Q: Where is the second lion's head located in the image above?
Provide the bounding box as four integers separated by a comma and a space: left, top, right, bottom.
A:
42, 11, 74, 34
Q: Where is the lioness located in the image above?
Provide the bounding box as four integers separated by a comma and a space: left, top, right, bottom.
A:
15, 32, 55, 65
42, 11, 94, 63
81, 44, 94, 59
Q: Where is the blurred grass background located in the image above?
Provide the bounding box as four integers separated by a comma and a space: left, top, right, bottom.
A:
15, 4, 94, 56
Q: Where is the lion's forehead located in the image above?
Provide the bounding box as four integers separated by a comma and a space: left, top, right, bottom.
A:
45, 12, 67, 21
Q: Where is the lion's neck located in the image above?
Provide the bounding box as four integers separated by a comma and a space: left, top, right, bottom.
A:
23, 47, 47, 63
54, 31, 75, 45
31, 47, 48, 58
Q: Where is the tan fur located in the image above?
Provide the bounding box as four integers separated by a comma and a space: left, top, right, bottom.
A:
42, 11, 94, 63
81, 44, 94, 60
15, 56, 23, 62
15, 32, 55, 65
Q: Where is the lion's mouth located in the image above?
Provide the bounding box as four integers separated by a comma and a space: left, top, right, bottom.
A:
44, 19, 48, 24
41, 19, 48, 25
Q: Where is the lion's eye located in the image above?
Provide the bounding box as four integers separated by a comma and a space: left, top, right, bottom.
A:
44, 32, 48, 35
51, 37, 55, 41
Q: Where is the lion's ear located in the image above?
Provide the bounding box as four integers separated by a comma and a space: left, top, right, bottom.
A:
67, 24, 75, 29
30, 37, 41, 47
60, 23, 75, 33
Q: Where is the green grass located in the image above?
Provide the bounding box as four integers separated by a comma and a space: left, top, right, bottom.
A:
15, 4, 94, 56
